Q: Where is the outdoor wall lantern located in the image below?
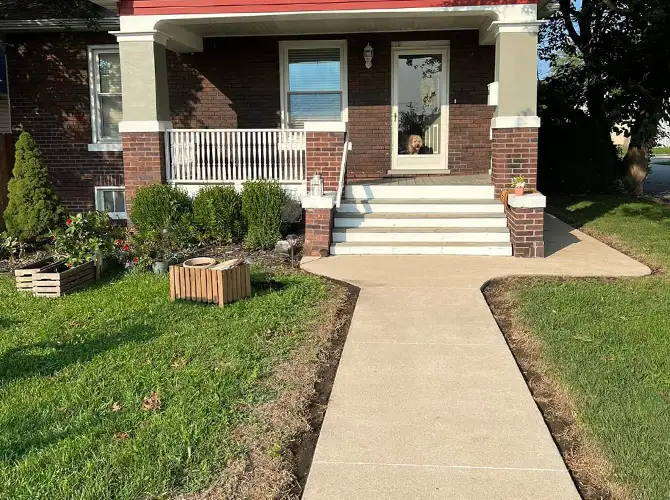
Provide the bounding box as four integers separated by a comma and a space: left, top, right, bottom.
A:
364, 43, 374, 69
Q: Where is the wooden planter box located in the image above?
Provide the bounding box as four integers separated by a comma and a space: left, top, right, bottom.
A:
32, 261, 96, 297
14, 258, 59, 292
169, 263, 251, 307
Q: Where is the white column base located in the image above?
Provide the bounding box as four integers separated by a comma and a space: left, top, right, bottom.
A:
119, 120, 173, 133
491, 116, 541, 129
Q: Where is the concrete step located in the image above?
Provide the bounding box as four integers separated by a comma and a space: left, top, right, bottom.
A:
344, 184, 494, 200
338, 198, 505, 215
333, 212, 509, 229
332, 227, 510, 243
330, 241, 513, 256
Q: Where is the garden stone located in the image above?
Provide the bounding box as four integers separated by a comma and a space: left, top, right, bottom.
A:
275, 240, 291, 254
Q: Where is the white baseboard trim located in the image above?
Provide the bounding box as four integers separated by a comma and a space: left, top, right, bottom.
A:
118, 120, 173, 133
491, 116, 541, 129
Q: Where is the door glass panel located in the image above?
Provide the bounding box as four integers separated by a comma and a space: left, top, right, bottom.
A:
397, 54, 442, 157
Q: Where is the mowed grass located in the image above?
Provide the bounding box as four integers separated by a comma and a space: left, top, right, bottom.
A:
0, 269, 328, 499
513, 196, 670, 499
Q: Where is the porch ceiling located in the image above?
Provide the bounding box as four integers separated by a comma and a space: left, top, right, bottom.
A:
169, 12, 494, 38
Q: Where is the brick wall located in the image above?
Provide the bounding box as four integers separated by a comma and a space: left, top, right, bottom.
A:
168, 37, 281, 129
506, 205, 545, 258
5, 32, 124, 213
306, 131, 345, 192
303, 208, 335, 257
492, 128, 539, 198
121, 132, 165, 214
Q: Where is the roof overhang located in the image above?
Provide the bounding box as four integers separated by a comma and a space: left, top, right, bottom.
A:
0, 17, 120, 33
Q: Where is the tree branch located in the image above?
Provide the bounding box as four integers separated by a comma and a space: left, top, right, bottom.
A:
559, 0, 583, 47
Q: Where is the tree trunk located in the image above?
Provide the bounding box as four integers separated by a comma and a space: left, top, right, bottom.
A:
624, 144, 649, 196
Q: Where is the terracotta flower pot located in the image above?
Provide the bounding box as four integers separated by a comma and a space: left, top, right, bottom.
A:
514, 186, 524, 196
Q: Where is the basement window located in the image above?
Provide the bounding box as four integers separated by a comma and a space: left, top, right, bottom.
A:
95, 187, 126, 219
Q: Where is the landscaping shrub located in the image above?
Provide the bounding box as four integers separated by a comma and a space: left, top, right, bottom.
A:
193, 186, 244, 244
129, 184, 197, 255
52, 212, 115, 267
3, 132, 65, 242
0, 232, 20, 260
242, 181, 289, 250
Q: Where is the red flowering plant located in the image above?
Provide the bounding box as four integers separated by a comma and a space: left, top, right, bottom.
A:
51, 212, 115, 268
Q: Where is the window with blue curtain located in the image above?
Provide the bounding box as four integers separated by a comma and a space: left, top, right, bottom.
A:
287, 47, 342, 126
0, 50, 7, 95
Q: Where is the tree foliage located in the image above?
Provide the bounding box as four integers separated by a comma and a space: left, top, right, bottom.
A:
3, 132, 65, 242
541, 0, 670, 193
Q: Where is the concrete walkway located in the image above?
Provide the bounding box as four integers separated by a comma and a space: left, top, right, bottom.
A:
301, 215, 650, 500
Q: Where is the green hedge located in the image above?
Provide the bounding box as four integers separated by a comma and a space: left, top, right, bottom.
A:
193, 186, 244, 244
241, 181, 288, 250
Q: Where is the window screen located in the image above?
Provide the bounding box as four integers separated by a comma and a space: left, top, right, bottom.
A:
287, 48, 342, 126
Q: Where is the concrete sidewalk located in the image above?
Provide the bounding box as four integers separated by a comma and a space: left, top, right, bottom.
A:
301, 215, 650, 500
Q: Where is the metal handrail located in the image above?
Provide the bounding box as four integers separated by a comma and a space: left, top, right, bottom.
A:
335, 132, 350, 208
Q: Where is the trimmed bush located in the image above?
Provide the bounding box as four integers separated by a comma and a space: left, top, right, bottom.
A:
241, 181, 289, 250
130, 184, 196, 252
3, 132, 65, 242
130, 184, 193, 233
193, 186, 244, 244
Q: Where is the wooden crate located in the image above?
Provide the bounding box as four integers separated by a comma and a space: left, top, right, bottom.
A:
14, 258, 59, 292
32, 261, 96, 297
169, 263, 251, 307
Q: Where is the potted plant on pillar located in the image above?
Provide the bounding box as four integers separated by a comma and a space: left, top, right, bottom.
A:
511, 177, 526, 196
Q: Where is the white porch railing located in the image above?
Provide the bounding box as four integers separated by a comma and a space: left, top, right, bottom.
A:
165, 129, 307, 184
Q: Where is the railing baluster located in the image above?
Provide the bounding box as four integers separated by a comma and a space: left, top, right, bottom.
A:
239, 132, 242, 180
290, 131, 296, 181
219, 131, 224, 181
225, 131, 231, 181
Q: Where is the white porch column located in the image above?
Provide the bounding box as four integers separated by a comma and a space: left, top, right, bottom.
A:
489, 22, 542, 127
115, 32, 172, 132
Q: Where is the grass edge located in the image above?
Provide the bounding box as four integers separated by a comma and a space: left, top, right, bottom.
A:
483, 277, 634, 500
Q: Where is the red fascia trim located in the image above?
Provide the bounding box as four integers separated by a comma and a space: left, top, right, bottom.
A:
120, 0, 537, 16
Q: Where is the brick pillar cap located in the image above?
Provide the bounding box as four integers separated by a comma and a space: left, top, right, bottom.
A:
302, 193, 336, 209
508, 193, 546, 208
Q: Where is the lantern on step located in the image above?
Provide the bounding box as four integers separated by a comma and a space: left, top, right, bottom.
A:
310, 173, 324, 197
364, 43, 374, 69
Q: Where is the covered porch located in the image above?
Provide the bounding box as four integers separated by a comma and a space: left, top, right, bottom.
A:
113, 2, 543, 256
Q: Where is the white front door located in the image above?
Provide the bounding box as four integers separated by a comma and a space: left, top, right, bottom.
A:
391, 44, 449, 171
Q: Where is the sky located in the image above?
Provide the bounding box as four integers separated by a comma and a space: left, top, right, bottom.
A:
539, 0, 582, 80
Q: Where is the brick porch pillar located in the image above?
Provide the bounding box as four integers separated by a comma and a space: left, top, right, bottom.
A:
121, 132, 166, 215
115, 32, 174, 219
505, 193, 546, 258
305, 126, 346, 193
302, 123, 346, 258
491, 127, 538, 199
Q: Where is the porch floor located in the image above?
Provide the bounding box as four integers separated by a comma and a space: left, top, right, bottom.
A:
348, 174, 491, 186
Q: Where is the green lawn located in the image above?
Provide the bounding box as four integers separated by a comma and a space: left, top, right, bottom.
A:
0, 268, 331, 499
511, 196, 670, 499
652, 146, 670, 155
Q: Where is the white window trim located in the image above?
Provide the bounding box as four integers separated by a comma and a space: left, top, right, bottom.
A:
95, 186, 127, 219
88, 44, 122, 148
279, 40, 348, 129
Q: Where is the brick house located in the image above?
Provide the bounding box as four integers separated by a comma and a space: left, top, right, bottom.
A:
0, 0, 547, 258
